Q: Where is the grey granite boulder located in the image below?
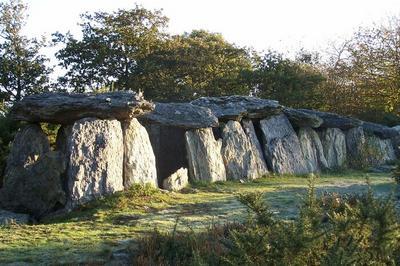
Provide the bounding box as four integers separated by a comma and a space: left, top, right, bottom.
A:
0, 151, 66, 218
185, 128, 227, 182
191, 95, 282, 121
298, 109, 362, 130
0, 209, 31, 225
365, 135, 396, 165
122, 118, 157, 188
283, 108, 323, 128
162, 168, 189, 191
298, 127, 328, 173
3, 124, 50, 181
66, 118, 124, 208
221, 121, 268, 180
259, 114, 308, 175
139, 102, 218, 129
320, 128, 347, 169
242, 119, 269, 174
362, 122, 398, 139
9, 91, 154, 124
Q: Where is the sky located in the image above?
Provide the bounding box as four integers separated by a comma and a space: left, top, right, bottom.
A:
21, 0, 400, 55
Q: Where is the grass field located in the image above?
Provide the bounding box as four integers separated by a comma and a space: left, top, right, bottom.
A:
0, 171, 397, 264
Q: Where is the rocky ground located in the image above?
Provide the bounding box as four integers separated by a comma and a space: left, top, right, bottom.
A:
0, 171, 397, 265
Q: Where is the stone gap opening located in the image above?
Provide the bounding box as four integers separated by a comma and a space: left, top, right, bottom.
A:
143, 123, 189, 187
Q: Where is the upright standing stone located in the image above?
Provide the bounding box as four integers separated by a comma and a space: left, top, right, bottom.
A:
185, 128, 226, 182
320, 128, 347, 169
122, 118, 157, 188
221, 121, 268, 180
366, 135, 396, 165
0, 125, 66, 218
0, 151, 67, 218
242, 119, 269, 174
3, 124, 50, 181
66, 118, 124, 207
298, 127, 328, 173
259, 114, 308, 175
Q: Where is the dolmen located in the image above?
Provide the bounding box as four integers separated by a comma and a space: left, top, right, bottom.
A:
0, 92, 398, 220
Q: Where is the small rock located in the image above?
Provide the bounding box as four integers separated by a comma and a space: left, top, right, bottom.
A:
0, 209, 31, 225
162, 168, 189, 191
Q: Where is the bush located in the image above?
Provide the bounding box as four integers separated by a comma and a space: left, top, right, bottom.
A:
133, 179, 400, 265
0, 114, 20, 182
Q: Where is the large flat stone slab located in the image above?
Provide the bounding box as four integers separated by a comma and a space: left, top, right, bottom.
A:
298, 109, 362, 130
10, 91, 154, 124
139, 102, 218, 129
191, 96, 282, 121
362, 122, 398, 139
283, 108, 323, 128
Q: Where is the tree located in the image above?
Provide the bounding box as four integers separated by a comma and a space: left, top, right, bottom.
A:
53, 5, 168, 92
322, 17, 400, 124
251, 50, 325, 109
138, 30, 253, 101
0, 0, 51, 102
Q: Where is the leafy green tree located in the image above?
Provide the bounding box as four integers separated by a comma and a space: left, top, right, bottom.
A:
251, 50, 325, 109
138, 30, 253, 101
0, 0, 51, 102
53, 6, 168, 92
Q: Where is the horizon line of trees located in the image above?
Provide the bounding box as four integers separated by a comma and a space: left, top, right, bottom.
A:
0, 0, 399, 126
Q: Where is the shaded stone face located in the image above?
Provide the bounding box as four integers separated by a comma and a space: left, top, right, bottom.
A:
0, 151, 67, 218
259, 114, 308, 175
185, 128, 227, 182
66, 118, 124, 208
122, 118, 157, 188
0, 125, 66, 218
4, 124, 50, 180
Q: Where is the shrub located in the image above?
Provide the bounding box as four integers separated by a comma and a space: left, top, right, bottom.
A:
0, 114, 20, 182
133, 179, 400, 265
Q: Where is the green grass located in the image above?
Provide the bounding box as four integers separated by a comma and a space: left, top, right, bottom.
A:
0, 171, 397, 264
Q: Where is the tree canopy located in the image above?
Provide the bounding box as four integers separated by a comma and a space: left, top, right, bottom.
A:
0, 0, 51, 103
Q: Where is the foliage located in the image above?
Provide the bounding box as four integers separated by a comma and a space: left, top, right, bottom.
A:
0, 112, 19, 182
53, 5, 169, 92
250, 50, 326, 109
0, 0, 51, 102
134, 179, 400, 265
54, 7, 253, 101
391, 161, 400, 184
139, 30, 253, 101
321, 17, 400, 124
